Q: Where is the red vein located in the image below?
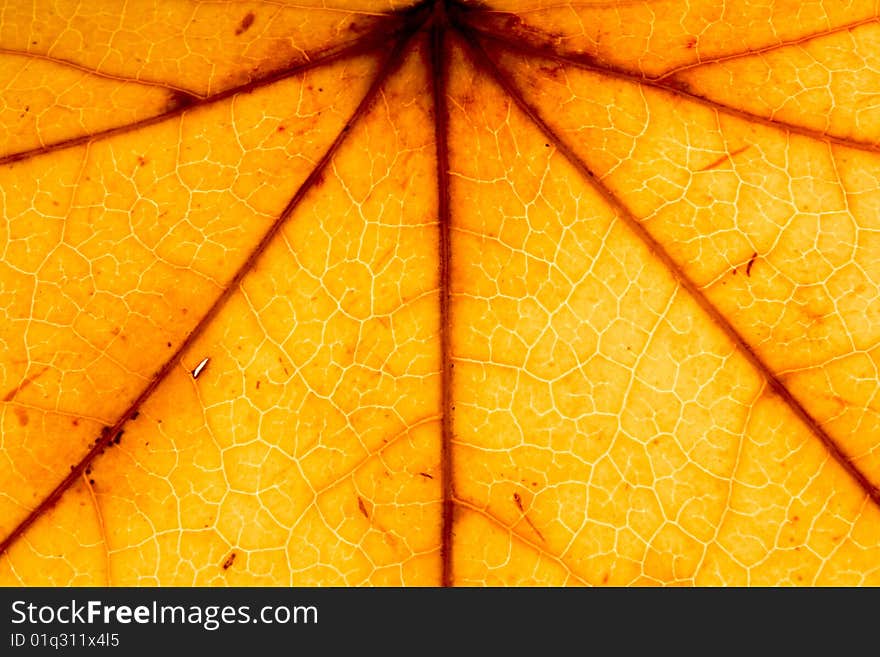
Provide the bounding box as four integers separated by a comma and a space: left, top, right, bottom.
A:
477, 0, 670, 11
460, 7, 880, 79
0, 27, 421, 558
657, 15, 880, 80
0, 27, 405, 167
0, 47, 200, 96
430, 1, 455, 589
2, 366, 49, 402
461, 24, 880, 154
82, 475, 111, 586
455, 22, 880, 510
698, 145, 752, 172
513, 492, 546, 543
455, 499, 590, 586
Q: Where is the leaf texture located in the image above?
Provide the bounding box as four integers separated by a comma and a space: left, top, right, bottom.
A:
2, 0, 880, 586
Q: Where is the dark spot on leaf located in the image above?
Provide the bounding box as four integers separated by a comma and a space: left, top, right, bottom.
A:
72, 419, 79, 426
665, 78, 693, 94
137, 156, 148, 166
539, 64, 564, 81
235, 12, 255, 36
357, 496, 369, 518
418, 472, 433, 479
496, 11, 526, 35
513, 492, 524, 511
14, 408, 28, 426
166, 89, 196, 113
277, 125, 285, 132
131, 410, 140, 420
89, 479, 95, 485
685, 37, 697, 49
222, 552, 237, 569
746, 252, 758, 277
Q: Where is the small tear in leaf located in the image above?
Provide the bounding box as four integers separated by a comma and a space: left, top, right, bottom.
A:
192, 357, 210, 379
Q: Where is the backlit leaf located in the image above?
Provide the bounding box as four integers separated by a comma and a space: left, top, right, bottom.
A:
2, 0, 880, 586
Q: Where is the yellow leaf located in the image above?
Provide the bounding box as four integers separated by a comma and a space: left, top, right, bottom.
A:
2, 0, 880, 586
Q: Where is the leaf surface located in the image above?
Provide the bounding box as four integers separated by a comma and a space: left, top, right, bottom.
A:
2, 0, 880, 586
